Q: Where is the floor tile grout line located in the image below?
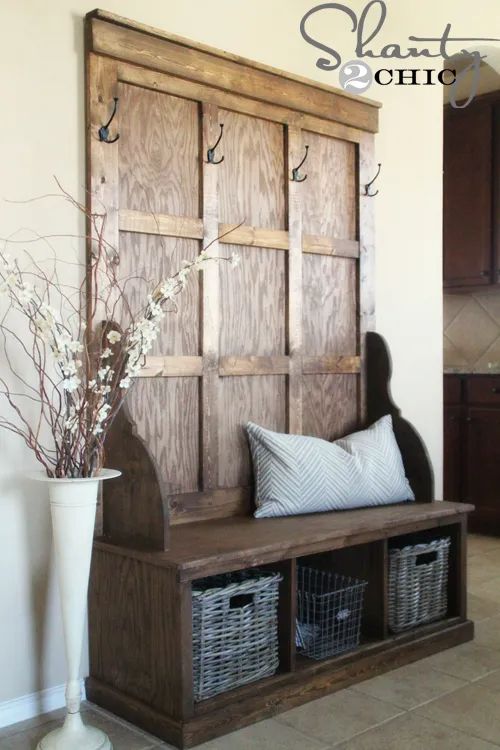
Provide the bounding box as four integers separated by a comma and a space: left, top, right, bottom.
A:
410, 702, 500, 748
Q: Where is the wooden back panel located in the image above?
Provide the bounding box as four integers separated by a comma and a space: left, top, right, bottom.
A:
86, 11, 381, 548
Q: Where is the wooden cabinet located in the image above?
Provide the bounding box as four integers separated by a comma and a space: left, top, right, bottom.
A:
443, 95, 500, 290
444, 374, 500, 533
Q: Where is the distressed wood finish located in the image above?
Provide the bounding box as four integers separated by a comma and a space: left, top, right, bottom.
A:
303, 374, 359, 441
87, 11, 380, 133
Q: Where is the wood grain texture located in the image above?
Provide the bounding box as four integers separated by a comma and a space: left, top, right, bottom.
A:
302, 355, 360, 374
119, 209, 203, 239
358, 135, 376, 421
117, 61, 371, 146
302, 374, 359, 441
219, 224, 289, 250
89, 14, 379, 133
219, 356, 289, 377
127, 378, 200, 494
303, 235, 359, 258
201, 103, 221, 490
118, 82, 200, 217
138, 356, 203, 378
302, 131, 357, 240
287, 126, 304, 435
218, 110, 286, 229
170, 487, 252, 525
218, 376, 287, 487
119, 232, 200, 356
88, 549, 192, 718
303, 256, 357, 356
219, 245, 286, 356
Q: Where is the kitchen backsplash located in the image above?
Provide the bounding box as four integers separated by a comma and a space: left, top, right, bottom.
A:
444, 292, 500, 372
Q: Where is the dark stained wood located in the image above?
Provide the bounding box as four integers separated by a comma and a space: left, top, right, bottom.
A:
218, 375, 287, 488
170, 487, 252, 525
103, 404, 169, 551
466, 406, 500, 534
302, 374, 358, 441
444, 101, 493, 287
86, 618, 473, 748
367, 332, 434, 502
87, 11, 380, 134
466, 375, 500, 405
95, 501, 473, 582
88, 549, 191, 717
443, 405, 462, 501
444, 374, 462, 405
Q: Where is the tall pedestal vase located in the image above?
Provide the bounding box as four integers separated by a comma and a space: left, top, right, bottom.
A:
30, 469, 121, 750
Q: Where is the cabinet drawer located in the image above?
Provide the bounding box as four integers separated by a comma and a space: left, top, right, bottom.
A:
467, 376, 500, 404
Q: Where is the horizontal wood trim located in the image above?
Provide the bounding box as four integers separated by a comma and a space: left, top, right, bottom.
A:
88, 15, 379, 133
116, 62, 369, 145
119, 209, 203, 239
170, 487, 252, 524
219, 356, 290, 376
119, 208, 359, 259
303, 355, 361, 375
137, 356, 203, 378
303, 235, 359, 258
219, 224, 289, 250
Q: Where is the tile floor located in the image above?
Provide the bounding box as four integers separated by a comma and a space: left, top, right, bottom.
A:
3, 533, 500, 749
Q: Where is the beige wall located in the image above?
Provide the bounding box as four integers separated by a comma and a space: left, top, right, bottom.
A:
0, 0, 499, 706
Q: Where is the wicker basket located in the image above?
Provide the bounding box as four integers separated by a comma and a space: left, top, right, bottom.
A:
296, 566, 367, 660
388, 537, 451, 633
192, 569, 282, 701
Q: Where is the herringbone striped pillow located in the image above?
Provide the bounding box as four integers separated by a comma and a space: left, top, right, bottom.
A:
246, 415, 414, 518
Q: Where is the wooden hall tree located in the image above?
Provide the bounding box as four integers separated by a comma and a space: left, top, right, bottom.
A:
85, 11, 473, 748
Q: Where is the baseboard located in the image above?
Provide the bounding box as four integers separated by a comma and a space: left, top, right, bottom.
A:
0, 680, 86, 729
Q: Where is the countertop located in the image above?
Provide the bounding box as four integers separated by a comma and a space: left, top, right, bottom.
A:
444, 368, 500, 375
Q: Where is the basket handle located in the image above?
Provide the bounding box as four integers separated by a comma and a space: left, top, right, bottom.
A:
415, 550, 438, 566
229, 593, 255, 609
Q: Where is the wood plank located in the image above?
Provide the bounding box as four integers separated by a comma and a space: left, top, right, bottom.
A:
119, 209, 203, 239
218, 376, 287, 488
303, 374, 359, 441
117, 61, 371, 145
302, 131, 357, 240
302, 355, 360, 375
287, 127, 304, 435
88, 14, 379, 133
219, 356, 289, 377
86, 619, 473, 748
219, 245, 286, 357
94, 502, 474, 580
170, 487, 252, 525
303, 235, 359, 258
118, 82, 200, 216
137, 356, 203, 378
119, 208, 359, 259
359, 135, 377, 422
219, 224, 288, 250
201, 103, 220, 490
303, 256, 357, 356
218, 109, 286, 230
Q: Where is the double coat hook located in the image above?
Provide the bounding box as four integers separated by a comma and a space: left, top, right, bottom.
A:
206, 123, 225, 164
98, 97, 119, 144
364, 163, 382, 197
291, 145, 309, 182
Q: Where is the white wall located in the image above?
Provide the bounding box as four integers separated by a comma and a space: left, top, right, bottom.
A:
0, 0, 498, 708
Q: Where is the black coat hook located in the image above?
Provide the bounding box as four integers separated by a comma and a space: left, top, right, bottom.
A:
364, 163, 381, 197
98, 97, 119, 144
291, 145, 309, 182
206, 124, 224, 164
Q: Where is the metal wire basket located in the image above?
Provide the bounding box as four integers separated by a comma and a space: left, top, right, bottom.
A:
192, 568, 282, 701
388, 537, 451, 633
296, 566, 367, 660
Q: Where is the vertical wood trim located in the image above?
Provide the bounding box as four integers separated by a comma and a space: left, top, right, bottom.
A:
87, 54, 120, 534
201, 103, 220, 489
179, 581, 194, 717
358, 134, 376, 424
287, 127, 304, 434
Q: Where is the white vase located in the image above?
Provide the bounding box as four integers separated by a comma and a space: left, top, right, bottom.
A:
29, 469, 121, 750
